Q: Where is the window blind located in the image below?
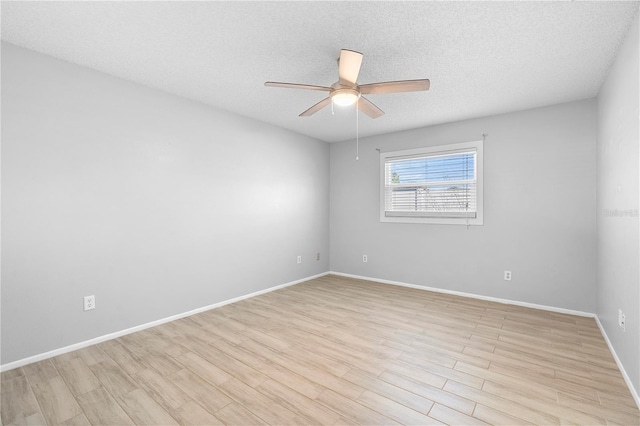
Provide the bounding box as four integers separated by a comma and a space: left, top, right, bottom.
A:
384, 149, 477, 218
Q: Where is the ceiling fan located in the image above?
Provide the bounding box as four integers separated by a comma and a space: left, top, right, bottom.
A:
265, 49, 430, 119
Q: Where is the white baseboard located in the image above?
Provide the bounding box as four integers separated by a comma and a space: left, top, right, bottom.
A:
330, 271, 594, 317
1, 271, 330, 372
594, 316, 640, 409
330, 271, 640, 409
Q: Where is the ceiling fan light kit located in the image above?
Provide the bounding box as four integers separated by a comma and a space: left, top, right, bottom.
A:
265, 49, 430, 118
331, 88, 360, 106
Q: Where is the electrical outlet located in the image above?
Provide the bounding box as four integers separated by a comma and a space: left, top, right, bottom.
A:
316, 252, 320, 261
297, 255, 302, 264
84, 295, 95, 311
618, 309, 626, 331
504, 270, 512, 281
363, 255, 368, 263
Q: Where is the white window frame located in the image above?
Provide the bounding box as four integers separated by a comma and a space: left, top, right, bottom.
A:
380, 140, 484, 225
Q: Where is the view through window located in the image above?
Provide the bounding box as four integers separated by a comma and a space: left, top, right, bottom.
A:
380, 140, 483, 225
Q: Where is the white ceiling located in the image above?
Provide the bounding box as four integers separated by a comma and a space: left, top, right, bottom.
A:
2, 1, 638, 142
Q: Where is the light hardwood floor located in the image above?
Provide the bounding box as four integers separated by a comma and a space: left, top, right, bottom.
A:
1, 275, 639, 425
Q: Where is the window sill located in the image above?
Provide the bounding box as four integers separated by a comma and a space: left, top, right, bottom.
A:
380, 214, 483, 225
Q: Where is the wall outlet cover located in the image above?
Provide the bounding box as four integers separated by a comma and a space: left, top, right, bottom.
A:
84, 295, 95, 311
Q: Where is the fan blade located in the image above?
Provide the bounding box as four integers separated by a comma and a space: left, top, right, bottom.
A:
359, 79, 430, 95
265, 82, 331, 92
357, 96, 384, 119
338, 49, 363, 85
300, 97, 331, 117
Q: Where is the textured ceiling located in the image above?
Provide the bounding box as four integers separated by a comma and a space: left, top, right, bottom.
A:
2, 1, 638, 142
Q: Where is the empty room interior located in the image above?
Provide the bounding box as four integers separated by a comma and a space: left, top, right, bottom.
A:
1, 1, 640, 425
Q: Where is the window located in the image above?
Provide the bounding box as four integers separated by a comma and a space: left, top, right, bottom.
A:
380, 140, 483, 225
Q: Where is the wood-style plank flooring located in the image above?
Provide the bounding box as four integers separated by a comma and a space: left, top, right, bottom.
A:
2, 275, 639, 425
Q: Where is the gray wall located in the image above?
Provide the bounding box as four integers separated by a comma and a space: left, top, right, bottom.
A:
1, 43, 329, 365
330, 99, 598, 313
597, 11, 639, 395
